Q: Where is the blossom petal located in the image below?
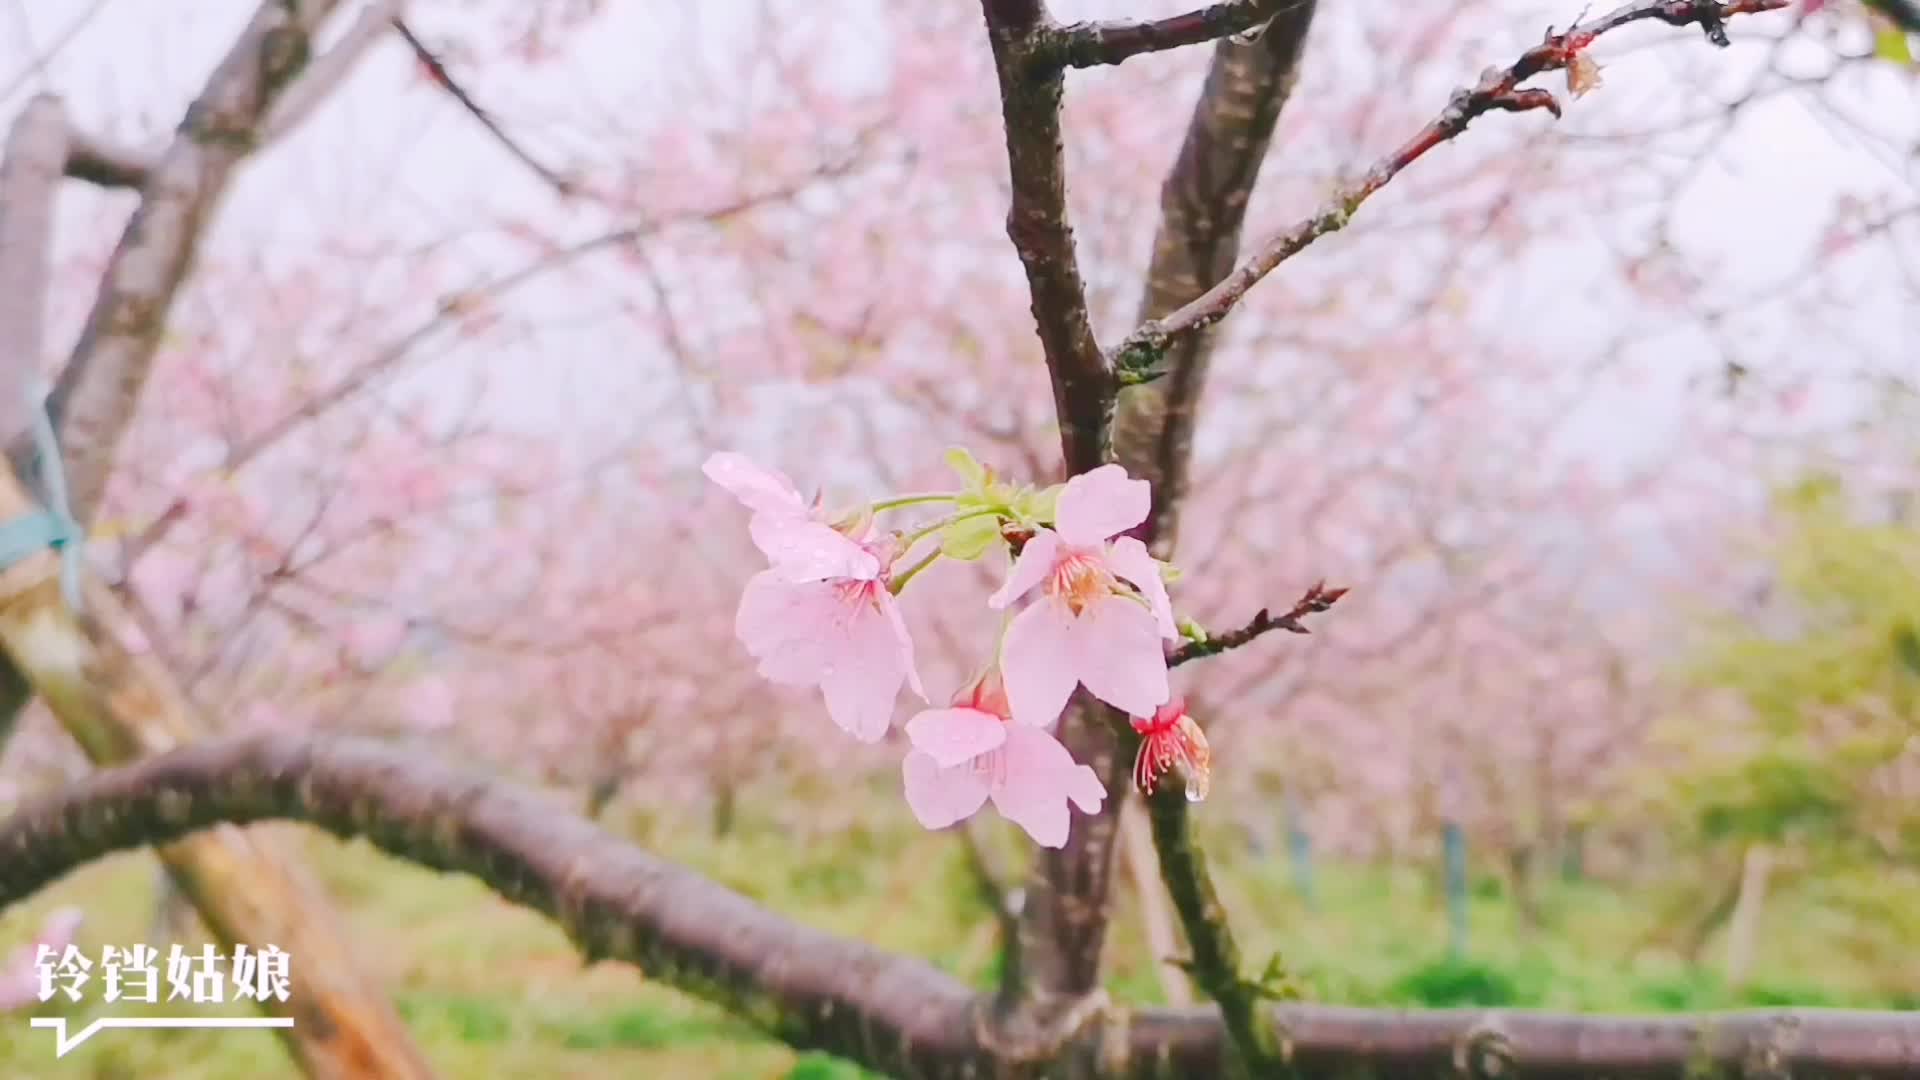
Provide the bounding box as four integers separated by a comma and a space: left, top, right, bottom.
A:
1055, 464, 1150, 547
1001, 598, 1081, 728
703, 452, 807, 517
750, 515, 880, 583
880, 589, 927, 701
1073, 594, 1171, 717
988, 529, 1059, 609
819, 590, 910, 741
990, 725, 1105, 848
905, 707, 1008, 768
902, 751, 991, 831
1105, 536, 1178, 639
734, 572, 841, 685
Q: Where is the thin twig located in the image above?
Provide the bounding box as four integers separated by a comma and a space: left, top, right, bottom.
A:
391, 17, 575, 197
1169, 579, 1348, 667
1112, 0, 1791, 380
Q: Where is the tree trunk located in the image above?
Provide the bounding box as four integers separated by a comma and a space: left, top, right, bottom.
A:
1120, 806, 1191, 1006
0, 468, 435, 1080
1723, 842, 1773, 992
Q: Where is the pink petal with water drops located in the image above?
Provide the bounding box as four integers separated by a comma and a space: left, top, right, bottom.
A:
734, 572, 847, 685
1053, 464, 1150, 547
819, 589, 918, 741
750, 514, 880, 583
987, 529, 1059, 609
1073, 595, 1170, 716
1000, 598, 1083, 727
906, 706, 1008, 768
989, 724, 1108, 848
735, 571, 920, 741
902, 750, 991, 830
1105, 536, 1178, 639
703, 451, 809, 517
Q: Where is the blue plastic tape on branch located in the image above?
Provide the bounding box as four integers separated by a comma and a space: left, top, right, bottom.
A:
0, 382, 84, 612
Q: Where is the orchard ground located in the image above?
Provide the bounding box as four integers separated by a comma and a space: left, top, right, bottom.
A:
3, 783, 1917, 1079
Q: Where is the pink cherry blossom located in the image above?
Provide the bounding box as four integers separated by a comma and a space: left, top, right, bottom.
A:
703, 452, 880, 583
710, 451, 925, 741
0, 907, 83, 1012
735, 563, 924, 741
343, 613, 410, 670
988, 464, 1178, 727
1131, 699, 1213, 803
900, 675, 1106, 848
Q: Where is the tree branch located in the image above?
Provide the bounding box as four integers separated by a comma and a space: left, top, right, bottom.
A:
1111, 0, 1791, 380
47, 0, 351, 523
1143, 783, 1279, 1079
58, 1, 395, 192
978, 0, 1112, 474
390, 14, 575, 197
0, 95, 66, 463
260, 0, 406, 146
1169, 579, 1347, 667
59, 128, 152, 189
1093, 15, 1325, 1076
4, 731, 1920, 1078
1052, 0, 1303, 69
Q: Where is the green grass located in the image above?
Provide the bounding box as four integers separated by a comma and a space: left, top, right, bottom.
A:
3, 802, 1917, 1077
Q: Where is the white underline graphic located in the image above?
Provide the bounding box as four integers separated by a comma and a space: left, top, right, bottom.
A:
31, 1016, 295, 1056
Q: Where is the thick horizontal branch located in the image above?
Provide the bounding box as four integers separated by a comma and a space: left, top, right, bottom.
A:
1052, 0, 1300, 69
1111, 0, 1789, 379
4, 732, 1920, 1078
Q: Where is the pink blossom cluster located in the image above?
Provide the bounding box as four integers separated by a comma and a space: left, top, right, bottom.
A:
705, 451, 1213, 848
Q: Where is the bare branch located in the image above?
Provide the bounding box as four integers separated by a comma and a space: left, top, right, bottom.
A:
1143, 779, 1280, 1078
261, 0, 406, 144
0, 94, 70, 760
391, 15, 575, 197
1052, 0, 1304, 69
979, 0, 1111, 473
1112, 0, 1792, 380
1169, 579, 1347, 667
61, 128, 154, 189
5, 731, 1920, 1078
60, 1, 393, 191
0, 95, 66, 441
47, 0, 352, 524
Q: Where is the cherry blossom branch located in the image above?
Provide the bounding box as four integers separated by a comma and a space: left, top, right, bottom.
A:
979, 0, 1111, 474
1143, 784, 1283, 1079
1102, 18, 1322, 1075
1168, 580, 1347, 667
5, 730, 1920, 1078
392, 15, 575, 197
1110, 0, 1792, 381
1050, 0, 1304, 69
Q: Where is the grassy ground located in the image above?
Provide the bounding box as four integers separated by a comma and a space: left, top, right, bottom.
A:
4, 795, 1918, 1078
